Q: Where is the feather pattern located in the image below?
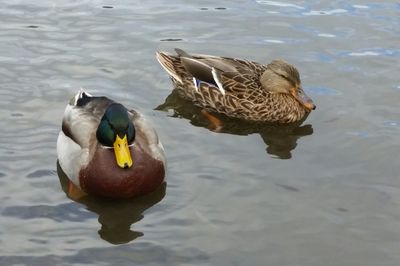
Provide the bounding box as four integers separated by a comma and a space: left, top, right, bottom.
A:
156, 49, 315, 123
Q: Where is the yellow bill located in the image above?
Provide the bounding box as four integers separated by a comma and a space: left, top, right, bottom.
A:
113, 135, 133, 168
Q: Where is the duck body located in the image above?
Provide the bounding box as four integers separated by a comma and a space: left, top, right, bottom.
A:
156, 49, 315, 124
57, 90, 166, 198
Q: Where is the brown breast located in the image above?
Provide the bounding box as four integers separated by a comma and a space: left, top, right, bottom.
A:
79, 143, 165, 198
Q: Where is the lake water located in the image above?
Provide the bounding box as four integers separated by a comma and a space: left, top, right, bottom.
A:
0, 0, 399, 265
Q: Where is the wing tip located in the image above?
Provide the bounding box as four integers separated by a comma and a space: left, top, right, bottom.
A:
174, 48, 190, 57
69, 88, 93, 107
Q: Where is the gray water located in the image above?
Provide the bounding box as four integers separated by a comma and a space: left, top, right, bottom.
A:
0, 1, 399, 265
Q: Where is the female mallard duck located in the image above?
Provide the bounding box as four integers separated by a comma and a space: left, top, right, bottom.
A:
57, 89, 166, 198
156, 48, 315, 124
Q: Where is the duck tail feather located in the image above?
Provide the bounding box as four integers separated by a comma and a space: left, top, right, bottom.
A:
156, 51, 183, 83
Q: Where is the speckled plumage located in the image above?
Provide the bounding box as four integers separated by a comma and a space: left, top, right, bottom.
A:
156, 49, 315, 123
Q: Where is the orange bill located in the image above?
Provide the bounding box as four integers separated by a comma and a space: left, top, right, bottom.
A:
113, 135, 133, 168
291, 88, 316, 110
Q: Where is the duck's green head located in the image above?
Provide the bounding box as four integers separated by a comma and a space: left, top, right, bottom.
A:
96, 103, 135, 169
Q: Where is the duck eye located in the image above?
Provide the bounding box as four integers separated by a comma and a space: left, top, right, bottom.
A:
279, 73, 289, 80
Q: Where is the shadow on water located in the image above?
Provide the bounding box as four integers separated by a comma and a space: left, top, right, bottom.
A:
57, 162, 166, 245
156, 90, 313, 159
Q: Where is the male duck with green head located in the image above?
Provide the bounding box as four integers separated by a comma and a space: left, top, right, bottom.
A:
57, 89, 166, 198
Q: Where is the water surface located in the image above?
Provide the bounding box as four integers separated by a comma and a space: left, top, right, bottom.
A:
0, 0, 399, 265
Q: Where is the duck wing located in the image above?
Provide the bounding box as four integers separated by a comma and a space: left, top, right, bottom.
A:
176, 48, 251, 86
211, 68, 260, 94
157, 48, 265, 97
62, 90, 113, 148
129, 109, 166, 166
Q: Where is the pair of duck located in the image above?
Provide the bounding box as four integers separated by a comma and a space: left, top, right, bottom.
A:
57, 49, 316, 198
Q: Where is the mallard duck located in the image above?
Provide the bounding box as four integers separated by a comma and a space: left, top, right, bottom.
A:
57, 89, 166, 198
156, 48, 315, 123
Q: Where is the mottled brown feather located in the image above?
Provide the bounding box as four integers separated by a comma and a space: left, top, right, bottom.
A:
156, 50, 313, 123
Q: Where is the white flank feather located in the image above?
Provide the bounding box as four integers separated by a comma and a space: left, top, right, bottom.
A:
192, 77, 199, 92
57, 131, 89, 188
211, 68, 225, 95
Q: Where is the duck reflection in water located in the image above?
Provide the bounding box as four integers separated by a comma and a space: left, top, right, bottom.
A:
156, 90, 313, 159
57, 162, 166, 244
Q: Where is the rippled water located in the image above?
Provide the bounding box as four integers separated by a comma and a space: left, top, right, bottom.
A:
0, 0, 399, 265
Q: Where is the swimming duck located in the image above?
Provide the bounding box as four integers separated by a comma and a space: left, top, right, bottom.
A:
57, 89, 166, 198
156, 48, 315, 124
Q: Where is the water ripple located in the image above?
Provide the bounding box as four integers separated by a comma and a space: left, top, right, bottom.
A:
303, 9, 348, 16
0, 0, 399, 264
255, 0, 305, 9
305, 87, 341, 96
